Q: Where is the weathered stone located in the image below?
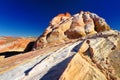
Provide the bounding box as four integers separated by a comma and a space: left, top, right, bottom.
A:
0, 56, 5, 60
34, 11, 110, 49
79, 40, 89, 53
60, 30, 120, 80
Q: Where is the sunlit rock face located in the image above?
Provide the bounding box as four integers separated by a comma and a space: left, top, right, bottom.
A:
0, 37, 35, 53
1, 11, 120, 80
34, 11, 110, 49
21, 30, 120, 80
59, 30, 120, 80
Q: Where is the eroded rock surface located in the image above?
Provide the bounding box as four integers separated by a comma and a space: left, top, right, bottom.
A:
15, 30, 120, 80
34, 11, 110, 49
59, 30, 120, 80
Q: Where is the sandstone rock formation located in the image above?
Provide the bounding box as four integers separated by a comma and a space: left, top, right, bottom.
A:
34, 11, 110, 49
0, 11, 120, 80
17, 30, 120, 80
59, 30, 120, 80
0, 37, 36, 53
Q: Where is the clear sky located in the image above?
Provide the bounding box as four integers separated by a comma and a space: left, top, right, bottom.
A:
0, 0, 120, 37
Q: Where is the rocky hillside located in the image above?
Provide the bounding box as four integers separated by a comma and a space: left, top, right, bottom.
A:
0, 37, 36, 53
0, 11, 120, 80
0, 37, 36, 60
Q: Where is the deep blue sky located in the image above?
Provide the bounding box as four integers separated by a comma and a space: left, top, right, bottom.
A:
0, 0, 120, 37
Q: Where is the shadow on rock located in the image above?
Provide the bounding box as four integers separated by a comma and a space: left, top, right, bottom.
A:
40, 56, 74, 80
24, 41, 35, 52
0, 51, 23, 58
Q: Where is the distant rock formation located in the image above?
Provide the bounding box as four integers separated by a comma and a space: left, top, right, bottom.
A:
34, 11, 110, 49
0, 37, 36, 53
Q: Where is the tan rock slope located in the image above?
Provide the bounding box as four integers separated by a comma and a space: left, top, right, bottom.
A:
59, 30, 120, 80
34, 11, 110, 49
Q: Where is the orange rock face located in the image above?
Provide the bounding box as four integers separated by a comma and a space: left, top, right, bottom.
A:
0, 37, 36, 53
34, 11, 110, 49
50, 12, 71, 26
0, 40, 6, 45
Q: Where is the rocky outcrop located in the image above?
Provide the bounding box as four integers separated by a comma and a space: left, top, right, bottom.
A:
34, 11, 110, 49
59, 30, 120, 80
60, 53, 107, 80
